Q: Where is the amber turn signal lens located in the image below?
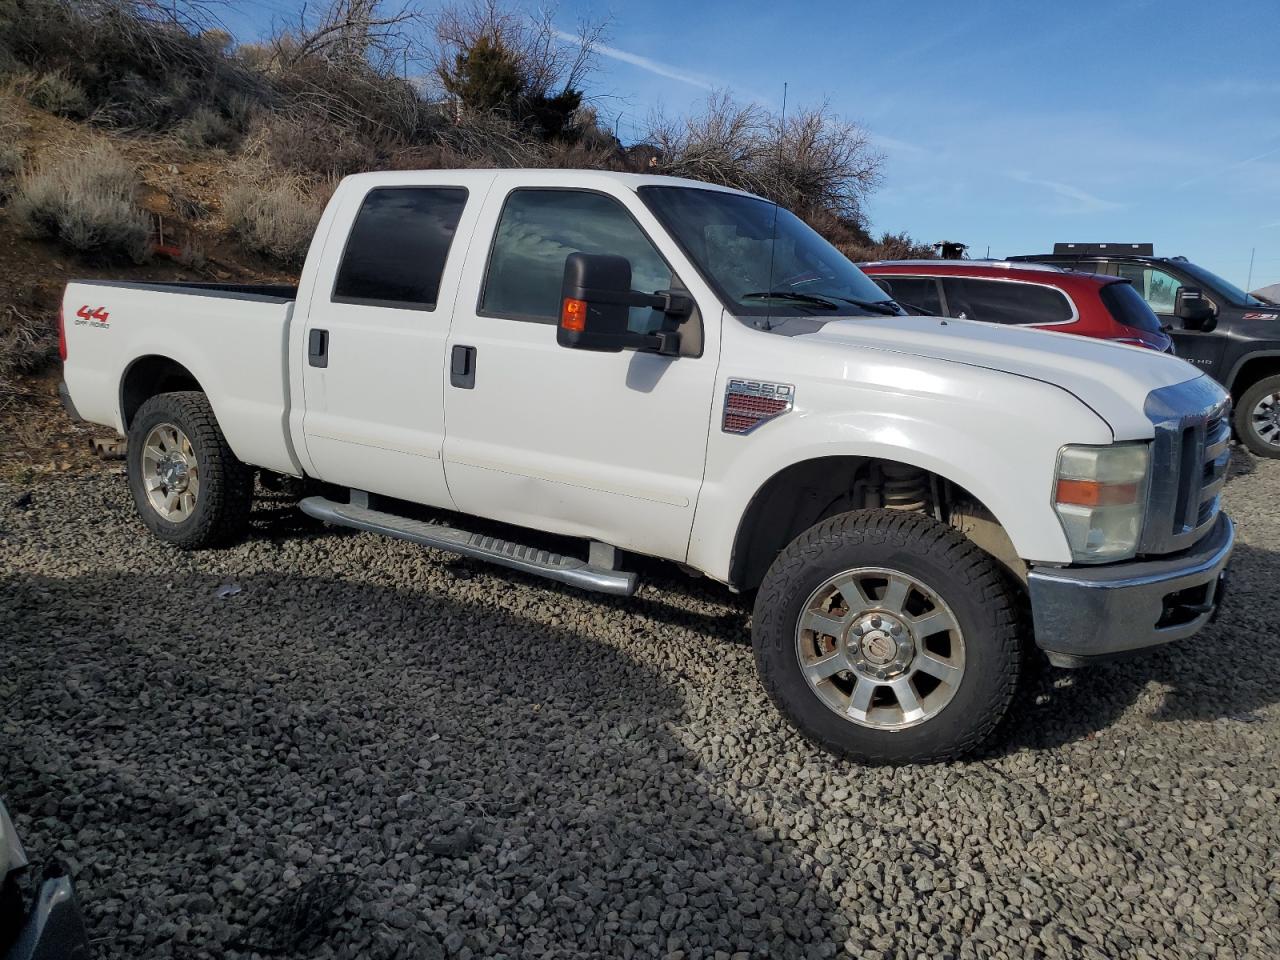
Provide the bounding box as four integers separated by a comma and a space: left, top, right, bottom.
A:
1054, 478, 1140, 507
561, 297, 587, 332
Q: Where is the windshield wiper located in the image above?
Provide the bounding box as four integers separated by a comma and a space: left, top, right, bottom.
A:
823, 295, 902, 316
741, 290, 839, 310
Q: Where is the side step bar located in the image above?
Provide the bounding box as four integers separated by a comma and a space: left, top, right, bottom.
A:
299, 496, 638, 596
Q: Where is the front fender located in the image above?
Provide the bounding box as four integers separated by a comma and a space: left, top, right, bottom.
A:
686, 370, 1114, 582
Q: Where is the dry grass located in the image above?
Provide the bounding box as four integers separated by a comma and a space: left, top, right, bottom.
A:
19, 70, 89, 117
12, 140, 152, 262
0, 282, 57, 412
222, 167, 331, 267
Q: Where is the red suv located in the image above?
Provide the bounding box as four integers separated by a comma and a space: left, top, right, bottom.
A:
859, 260, 1174, 352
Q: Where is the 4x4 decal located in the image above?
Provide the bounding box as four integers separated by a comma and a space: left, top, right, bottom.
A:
75, 305, 111, 328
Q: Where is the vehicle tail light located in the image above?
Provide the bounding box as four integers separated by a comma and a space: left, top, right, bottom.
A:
58, 305, 67, 361
560, 297, 587, 332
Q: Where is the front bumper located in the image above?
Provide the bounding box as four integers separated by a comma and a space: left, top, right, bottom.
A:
1027, 513, 1234, 667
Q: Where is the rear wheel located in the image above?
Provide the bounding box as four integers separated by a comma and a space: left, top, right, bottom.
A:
1235, 374, 1280, 458
752, 509, 1024, 763
126, 391, 252, 548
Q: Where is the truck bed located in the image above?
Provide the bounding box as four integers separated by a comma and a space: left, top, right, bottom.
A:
61, 278, 302, 476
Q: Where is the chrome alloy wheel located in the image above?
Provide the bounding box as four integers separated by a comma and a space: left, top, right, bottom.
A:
141, 422, 200, 522
1250, 392, 1280, 448
794, 567, 966, 730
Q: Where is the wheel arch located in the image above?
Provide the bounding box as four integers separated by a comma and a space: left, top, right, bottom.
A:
727, 454, 1024, 593
1225, 351, 1280, 399
120, 355, 205, 430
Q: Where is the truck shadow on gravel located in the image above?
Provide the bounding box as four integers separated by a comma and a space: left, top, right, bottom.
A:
0, 568, 840, 960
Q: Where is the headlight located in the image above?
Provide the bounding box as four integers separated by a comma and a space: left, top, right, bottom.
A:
1053, 442, 1150, 563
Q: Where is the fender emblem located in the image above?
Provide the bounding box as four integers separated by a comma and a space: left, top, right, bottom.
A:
723, 379, 794, 434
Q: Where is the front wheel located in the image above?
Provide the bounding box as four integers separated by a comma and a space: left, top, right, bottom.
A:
752, 509, 1025, 764
126, 391, 253, 549
1234, 374, 1280, 458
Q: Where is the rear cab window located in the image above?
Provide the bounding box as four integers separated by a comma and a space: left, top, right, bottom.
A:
332, 187, 469, 310
941, 278, 1073, 325
480, 189, 674, 333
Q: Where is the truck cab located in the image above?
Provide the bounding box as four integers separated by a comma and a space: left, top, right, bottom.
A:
1010, 243, 1280, 455
59, 173, 1234, 764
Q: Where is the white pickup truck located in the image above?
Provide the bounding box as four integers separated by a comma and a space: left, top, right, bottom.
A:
59, 169, 1234, 763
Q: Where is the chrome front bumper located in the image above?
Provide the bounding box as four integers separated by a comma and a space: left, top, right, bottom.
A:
1027, 513, 1234, 667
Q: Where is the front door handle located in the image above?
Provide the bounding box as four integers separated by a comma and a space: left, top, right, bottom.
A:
451, 344, 476, 389
308, 328, 329, 368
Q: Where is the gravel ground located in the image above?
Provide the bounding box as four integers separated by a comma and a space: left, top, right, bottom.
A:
2, 454, 1279, 960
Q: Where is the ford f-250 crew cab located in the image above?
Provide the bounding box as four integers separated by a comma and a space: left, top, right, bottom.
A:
58, 170, 1234, 763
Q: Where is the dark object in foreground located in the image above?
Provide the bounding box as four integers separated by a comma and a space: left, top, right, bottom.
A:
1, 800, 92, 960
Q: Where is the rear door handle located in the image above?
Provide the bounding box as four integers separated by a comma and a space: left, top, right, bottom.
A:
451, 344, 476, 389
308, 328, 329, 368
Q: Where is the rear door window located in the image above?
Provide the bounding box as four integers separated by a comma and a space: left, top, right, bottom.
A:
481, 189, 673, 332
879, 277, 942, 315
332, 187, 469, 310
941, 278, 1073, 325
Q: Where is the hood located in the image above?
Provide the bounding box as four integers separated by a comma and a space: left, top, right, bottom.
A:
802, 313, 1207, 439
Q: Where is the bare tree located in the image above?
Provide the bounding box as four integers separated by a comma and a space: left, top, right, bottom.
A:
645, 91, 883, 227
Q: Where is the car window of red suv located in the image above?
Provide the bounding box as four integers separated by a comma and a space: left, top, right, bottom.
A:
940, 278, 1073, 325
1099, 281, 1166, 334
879, 277, 943, 315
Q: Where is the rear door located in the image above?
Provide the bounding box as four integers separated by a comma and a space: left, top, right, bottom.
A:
299, 179, 485, 507
441, 178, 721, 560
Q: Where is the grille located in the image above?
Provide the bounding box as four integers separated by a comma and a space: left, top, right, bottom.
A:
1140, 379, 1231, 555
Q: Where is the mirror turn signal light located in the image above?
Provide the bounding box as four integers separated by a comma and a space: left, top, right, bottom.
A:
561, 297, 588, 332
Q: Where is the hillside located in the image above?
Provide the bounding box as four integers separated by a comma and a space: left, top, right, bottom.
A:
0, 0, 932, 482
0, 94, 298, 480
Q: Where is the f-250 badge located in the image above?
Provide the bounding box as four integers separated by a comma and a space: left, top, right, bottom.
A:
723, 379, 794, 434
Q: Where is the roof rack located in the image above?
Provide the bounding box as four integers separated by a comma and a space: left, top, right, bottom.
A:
1052, 242, 1154, 256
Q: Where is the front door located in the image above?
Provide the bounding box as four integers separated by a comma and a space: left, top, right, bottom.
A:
1113, 262, 1225, 374
442, 180, 721, 561
300, 182, 478, 507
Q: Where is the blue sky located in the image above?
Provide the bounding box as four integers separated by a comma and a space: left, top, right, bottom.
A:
222, 0, 1280, 289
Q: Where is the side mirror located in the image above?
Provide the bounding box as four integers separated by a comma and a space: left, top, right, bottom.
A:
1175, 286, 1217, 331
557, 252, 691, 355
871, 278, 893, 296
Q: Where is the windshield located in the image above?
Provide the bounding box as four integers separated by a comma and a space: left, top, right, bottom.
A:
1177, 260, 1264, 306
638, 186, 900, 319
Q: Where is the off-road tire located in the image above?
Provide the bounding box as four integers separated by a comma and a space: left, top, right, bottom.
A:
1234, 374, 1280, 458
126, 391, 253, 549
752, 509, 1024, 764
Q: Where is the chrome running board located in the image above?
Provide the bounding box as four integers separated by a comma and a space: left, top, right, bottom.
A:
299, 496, 638, 596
